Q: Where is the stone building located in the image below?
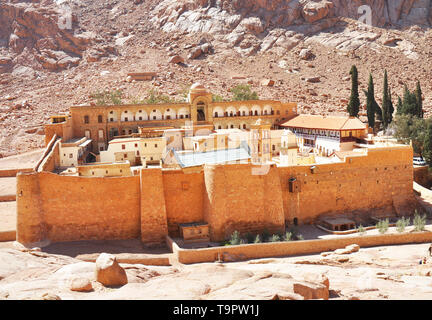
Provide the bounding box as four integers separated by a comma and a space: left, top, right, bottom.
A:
282, 115, 368, 156
44, 83, 297, 155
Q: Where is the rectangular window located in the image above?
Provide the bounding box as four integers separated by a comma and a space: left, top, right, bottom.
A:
98, 130, 104, 139
69, 154, 73, 159
122, 145, 125, 150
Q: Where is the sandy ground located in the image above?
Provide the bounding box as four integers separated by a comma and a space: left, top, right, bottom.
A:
0, 202, 16, 232
0, 149, 43, 170
0, 178, 16, 197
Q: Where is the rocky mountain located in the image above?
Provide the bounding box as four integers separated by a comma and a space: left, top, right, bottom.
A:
1, 0, 432, 157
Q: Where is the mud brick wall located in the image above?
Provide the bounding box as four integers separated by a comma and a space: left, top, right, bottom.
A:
140, 169, 168, 244
17, 172, 141, 245
16, 146, 415, 246
203, 164, 285, 241
162, 170, 204, 237
278, 146, 414, 224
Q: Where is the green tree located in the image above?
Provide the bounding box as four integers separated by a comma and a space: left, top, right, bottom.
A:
90, 89, 123, 105
396, 95, 403, 115
364, 73, 378, 130
402, 84, 418, 116
231, 85, 259, 101
392, 114, 427, 155
423, 121, 432, 166
382, 70, 392, 128
416, 80, 423, 118
347, 65, 360, 117
388, 89, 394, 123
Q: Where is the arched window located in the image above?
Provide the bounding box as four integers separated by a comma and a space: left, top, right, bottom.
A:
98, 115, 103, 123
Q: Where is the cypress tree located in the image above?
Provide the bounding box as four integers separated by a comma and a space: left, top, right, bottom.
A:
402, 84, 418, 116
388, 89, 394, 124
348, 65, 360, 117
396, 95, 403, 115
382, 70, 391, 128
416, 80, 423, 118
364, 73, 377, 130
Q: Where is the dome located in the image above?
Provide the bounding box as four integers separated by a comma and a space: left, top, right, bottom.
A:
190, 82, 208, 93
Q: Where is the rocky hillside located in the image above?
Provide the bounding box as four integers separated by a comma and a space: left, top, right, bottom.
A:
1, 0, 432, 156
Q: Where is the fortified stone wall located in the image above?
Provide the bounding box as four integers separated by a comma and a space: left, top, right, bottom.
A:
16, 145, 415, 246
203, 164, 286, 241
162, 170, 205, 237
17, 172, 141, 245
278, 146, 414, 224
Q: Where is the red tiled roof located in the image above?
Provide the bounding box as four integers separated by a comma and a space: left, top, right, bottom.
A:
281, 115, 367, 131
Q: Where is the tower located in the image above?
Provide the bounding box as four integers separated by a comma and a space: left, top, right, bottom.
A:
188, 83, 213, 123
280, 130, 298, 166
250, 119, 272, 164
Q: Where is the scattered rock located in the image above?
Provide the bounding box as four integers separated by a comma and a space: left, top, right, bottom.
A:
169, 55, 185, 64
70, 278, 93, 292
261, 79, 275, 87
38, 293, 61, 300
299, 48, 314, 60
293, 281, 329, 300
303, 273, 330, 290
95, 253, 128, 287
306, 77, 321, 83
188, 47, 203, 60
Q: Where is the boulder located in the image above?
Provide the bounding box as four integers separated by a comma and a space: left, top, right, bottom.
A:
302, 1, 333, 23
306, 77, 321, 83
95, 253, 128, 287
240, 17, 264, 35
299, 48, 314, 60
69, 278, 93, 292
200, 43, 211, 54
169, 55, 185, 64
188, 47, 202, 59
261, 79, 275, 87
293, 281, 329, 300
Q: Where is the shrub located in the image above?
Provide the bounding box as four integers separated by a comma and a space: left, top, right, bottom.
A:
284, 231, 293, 242
229, 231, 241, 246
357, 224, 366, 235
212, 94, 224, 102
90, 89, 123, 105
376, 219, 389, 234
396, 217, 410, 233
270, 234, 281, 242
231, 85, 259, 101
254, 235, 261, 244
145, 89, 176, 104
296, 234, 304, 241
413, 211, 427, 232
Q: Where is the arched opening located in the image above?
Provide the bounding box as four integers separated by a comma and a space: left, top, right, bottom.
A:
197, 101, 206, 122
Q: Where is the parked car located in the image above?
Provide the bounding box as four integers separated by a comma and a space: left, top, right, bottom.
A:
413, 157, 427, 166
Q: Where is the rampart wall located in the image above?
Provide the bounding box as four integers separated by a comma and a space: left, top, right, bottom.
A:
17, 172, 141, 246
16, 146, 416, 246
279, 146, 414, 223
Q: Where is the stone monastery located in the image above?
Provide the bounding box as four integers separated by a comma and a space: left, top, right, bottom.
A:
16, 84, 416, 248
